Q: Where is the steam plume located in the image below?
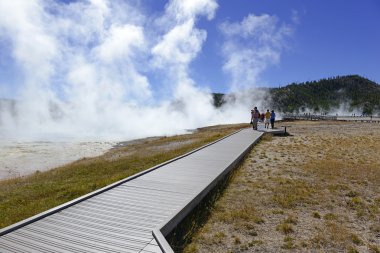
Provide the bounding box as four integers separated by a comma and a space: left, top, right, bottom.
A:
0, 0, 294, 141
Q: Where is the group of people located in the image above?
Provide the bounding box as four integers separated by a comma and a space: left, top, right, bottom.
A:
251, 107, 276, 130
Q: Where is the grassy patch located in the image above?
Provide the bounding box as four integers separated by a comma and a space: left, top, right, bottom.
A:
0, 123, 248, 229
183, 121, 380, 252
277, 222, 294, 235
369, 244, 380, 253
272, 178, 315, 208
323, 213, 337, 220
281, 236, 295, 249
277, 215, 297, 235
216, 204, 264, 225
350, 234, 363, 245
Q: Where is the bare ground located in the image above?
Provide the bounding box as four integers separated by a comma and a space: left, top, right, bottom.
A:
184, 121, 380, 253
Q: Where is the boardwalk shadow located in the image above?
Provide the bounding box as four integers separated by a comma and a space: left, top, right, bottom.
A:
276, 132, 293, 137
166, 167, 237, 252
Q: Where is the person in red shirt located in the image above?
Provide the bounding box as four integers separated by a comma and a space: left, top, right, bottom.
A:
251, 107, 260, 130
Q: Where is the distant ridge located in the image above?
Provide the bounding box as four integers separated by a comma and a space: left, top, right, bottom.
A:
213, 75, 380, 115
270, 75, 380, 114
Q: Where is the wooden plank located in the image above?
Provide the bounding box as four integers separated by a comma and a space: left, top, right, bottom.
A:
0, 128, 262, 252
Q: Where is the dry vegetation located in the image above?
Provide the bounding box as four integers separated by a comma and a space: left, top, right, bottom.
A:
0, 123, 247, 229
184, 121, 380, 253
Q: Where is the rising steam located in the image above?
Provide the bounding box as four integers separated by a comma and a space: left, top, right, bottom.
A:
0, 0, 293, 141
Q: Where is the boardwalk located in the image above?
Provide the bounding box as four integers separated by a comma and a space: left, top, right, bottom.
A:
256, 124, 285, 135
0, 128, 263, 253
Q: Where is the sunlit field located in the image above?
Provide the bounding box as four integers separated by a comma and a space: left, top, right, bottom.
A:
184, 121, 380, 253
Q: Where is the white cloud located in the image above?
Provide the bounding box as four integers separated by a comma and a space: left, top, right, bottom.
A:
150, 0, 220, 128
152, 0, 218, 67
220, 13, 294, 90
166, 0, 218, 22
0, 0, 58, 85
291, 10, 300, 25
95, 24, 145, 62
152, 20, 206, 67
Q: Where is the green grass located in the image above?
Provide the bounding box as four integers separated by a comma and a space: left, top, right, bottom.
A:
276, 216, 296, 235
0, 123, 248, 229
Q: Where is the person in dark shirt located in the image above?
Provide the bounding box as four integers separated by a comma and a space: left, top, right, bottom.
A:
270, 110, 276, 129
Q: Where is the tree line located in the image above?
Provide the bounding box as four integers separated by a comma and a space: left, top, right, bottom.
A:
213, 75, 380, 115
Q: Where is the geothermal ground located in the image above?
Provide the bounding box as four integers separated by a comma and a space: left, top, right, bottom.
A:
0, 140, 116, 180
1, 121, 379, 253
184, 121, 380, 253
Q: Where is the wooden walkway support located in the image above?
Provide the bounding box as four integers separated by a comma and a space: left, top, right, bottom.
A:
0, 128, 263, 253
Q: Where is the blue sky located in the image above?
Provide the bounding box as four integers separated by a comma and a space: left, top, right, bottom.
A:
193, 0, 380, 90
0, 0, 379, 99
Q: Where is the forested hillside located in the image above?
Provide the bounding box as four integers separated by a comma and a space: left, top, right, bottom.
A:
213, 75, 380, 115
270, 75, 380, 114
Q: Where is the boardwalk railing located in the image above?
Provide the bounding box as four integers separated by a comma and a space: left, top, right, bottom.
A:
283, 114, 380, 123
282, 114, 337, 121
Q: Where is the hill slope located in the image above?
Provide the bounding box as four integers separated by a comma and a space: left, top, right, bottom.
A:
213, 75, 380, 115
269, 75, 380, 114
